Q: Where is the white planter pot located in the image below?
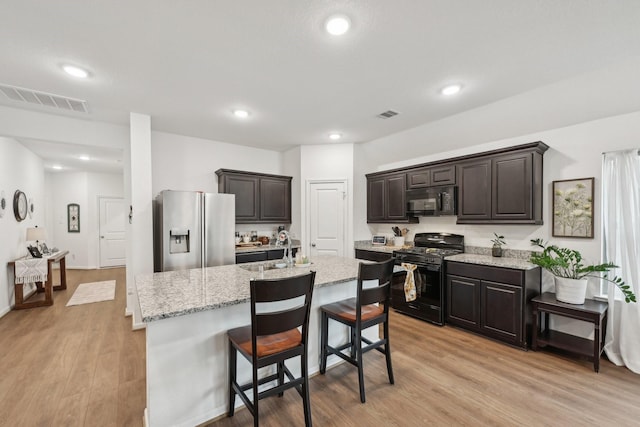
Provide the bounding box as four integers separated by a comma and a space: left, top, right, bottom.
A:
554, 276, 588, 304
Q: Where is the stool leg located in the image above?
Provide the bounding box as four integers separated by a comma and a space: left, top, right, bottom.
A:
228, 340, 236, 417
253, 366, 259, 427
320, 311, 328, 374
278, 361, 285, 397
356, 326, 366, 403
302, 352, 312, 426
384, 318, 394, 384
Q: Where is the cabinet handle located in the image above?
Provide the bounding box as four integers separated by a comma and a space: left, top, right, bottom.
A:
311, 243, 316, 247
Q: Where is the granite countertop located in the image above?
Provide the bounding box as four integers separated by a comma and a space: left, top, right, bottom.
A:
445, 253, 538, 270
235, 243, 302, 253
136, 255, 362, 322
354, 241, 413, 254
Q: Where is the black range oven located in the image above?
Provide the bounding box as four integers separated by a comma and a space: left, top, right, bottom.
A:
391, 232, 464, 325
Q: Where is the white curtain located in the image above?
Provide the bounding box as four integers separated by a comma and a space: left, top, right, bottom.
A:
602, 148, 640, 373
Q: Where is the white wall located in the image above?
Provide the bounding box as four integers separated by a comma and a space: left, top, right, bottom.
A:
299, 144, 355, 256
151, 130, 287, 238
0, 137, 46, 316
44, 171, 123, 269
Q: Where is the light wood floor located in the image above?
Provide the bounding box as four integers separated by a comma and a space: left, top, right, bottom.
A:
0, 267, 145, 427
2, 269, 640, 426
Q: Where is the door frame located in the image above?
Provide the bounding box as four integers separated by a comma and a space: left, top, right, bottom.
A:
98, 196, 126, 268
304, 179, 349, 258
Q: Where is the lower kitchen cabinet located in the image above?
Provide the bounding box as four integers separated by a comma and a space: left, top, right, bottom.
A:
446, 261, 540, 348
236, 251, 268, 264
354, 249, 393, 262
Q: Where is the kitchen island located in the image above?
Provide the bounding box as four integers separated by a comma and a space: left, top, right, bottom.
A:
136, 255, 377, 427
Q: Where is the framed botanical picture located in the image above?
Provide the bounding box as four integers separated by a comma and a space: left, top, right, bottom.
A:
67, 203, 80, 232
552, 177, 594, 238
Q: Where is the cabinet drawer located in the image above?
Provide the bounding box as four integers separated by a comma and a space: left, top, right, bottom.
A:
355, 249, 393, 262
446, 262, 523, 286
235, 251, 268, 264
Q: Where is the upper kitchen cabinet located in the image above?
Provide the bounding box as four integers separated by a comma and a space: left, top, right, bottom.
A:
456, 142, 548, 224
406, 164, 456, 189
366, 171, 418, 223
216, 169, 292, 224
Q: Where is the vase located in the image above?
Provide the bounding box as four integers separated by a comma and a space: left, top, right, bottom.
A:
554, 276, 588, 304
492, 245, 502, 257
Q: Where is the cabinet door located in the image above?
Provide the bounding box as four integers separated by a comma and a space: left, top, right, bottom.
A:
431, 165, 456, 186
226, 175, 260, 223
446, 275, 481, 329
407, 168, 430, 189
354, 249, 393, 262
386, 173, 408, 220
235, 251, 268, 264
457, 159, 492, 222
481, 280, 522, 345
367, 177, 386, 222
260, 177, 291, 222
492, 152, 532, 221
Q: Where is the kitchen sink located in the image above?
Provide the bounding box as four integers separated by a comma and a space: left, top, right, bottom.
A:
239, 262, 289, 272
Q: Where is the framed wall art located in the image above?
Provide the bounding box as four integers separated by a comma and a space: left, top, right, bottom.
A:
552, 177, 594, 238
67, 203, 80, 232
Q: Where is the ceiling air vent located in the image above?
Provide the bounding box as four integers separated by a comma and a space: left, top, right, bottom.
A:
377, 110, 399, 119
0, 83, 89, 114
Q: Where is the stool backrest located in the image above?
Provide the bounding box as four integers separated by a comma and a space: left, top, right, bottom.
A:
249, 271, 316, 348
356, 259, 395, 317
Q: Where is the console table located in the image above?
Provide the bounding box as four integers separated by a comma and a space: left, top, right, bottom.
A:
7, 250, 69, 309
531, 292, 608, 372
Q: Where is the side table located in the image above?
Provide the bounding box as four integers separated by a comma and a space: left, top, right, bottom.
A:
7, 250, 69, 309
531, 292, 608, 372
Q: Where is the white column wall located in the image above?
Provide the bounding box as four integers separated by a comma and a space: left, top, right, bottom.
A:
127, 113, 154, 329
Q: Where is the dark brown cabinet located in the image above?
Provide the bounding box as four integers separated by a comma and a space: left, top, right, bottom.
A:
456, 142, 547, 224
216, 169, 292, 224
354, 249, 393, 262
366, 171, 417, 223
407, 164, 456, 189
446, 261, 540, 349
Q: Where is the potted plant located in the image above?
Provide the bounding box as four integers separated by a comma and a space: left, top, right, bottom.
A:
530, 238, 636, 304
491, 233, 506, 257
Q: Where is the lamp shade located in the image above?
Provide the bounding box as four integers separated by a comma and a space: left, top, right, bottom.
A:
26, 227, 46, 242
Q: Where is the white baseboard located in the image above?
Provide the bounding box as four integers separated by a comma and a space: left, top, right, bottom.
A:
125, 308, 132, 317
0, 306, 11, 319
132, 320, 146, 330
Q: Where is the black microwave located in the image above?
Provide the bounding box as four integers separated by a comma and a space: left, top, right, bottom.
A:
406, 186, 457, 216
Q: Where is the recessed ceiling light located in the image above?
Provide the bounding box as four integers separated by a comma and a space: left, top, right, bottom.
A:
325, 15, 350, 35
328, 133, 342, 141
79, 155, 90, 161
233, 109, 250, 119
52, 165, 63, 170
441, 84, 462, 96
62, 65, 89, 79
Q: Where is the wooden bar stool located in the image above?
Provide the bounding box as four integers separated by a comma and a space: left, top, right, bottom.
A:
319, 258, 395, 403
227, 271, 316, 427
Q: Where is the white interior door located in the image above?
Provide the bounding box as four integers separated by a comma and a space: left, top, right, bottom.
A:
99, 197, 126, 267
308, 181, 346, 258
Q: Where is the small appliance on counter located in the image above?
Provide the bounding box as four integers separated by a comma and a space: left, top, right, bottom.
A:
371, 235, 386, 246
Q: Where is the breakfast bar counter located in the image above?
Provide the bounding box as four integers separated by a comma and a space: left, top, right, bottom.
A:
136, 255, 376, 427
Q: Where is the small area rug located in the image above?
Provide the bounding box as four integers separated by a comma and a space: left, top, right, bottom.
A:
66, 280, 116, 306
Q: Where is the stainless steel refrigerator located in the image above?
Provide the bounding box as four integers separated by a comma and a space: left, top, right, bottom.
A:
154, 190, 235, 272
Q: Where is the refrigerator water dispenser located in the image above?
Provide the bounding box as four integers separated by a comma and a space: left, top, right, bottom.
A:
170, 228, 190, 253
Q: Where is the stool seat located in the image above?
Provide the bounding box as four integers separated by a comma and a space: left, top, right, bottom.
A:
228, 327, 301, 358
320, 298, 383, 322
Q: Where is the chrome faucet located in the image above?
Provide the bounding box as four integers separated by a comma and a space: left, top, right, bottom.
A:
276, 230, 294, 266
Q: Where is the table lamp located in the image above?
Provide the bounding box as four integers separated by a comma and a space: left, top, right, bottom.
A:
26, 226, 46, 248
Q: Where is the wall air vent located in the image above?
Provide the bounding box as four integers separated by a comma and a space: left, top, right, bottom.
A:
0, 83, 89, 114
377, 110, 399, 119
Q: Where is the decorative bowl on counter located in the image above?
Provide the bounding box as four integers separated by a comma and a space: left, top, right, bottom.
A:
295, 262, 311, 268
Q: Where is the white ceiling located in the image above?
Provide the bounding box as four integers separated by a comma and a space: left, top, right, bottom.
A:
2, 1, 640, 171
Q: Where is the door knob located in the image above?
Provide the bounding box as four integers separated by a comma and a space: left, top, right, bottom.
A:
311, 243, 316, 247
100, 235, 104, 239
